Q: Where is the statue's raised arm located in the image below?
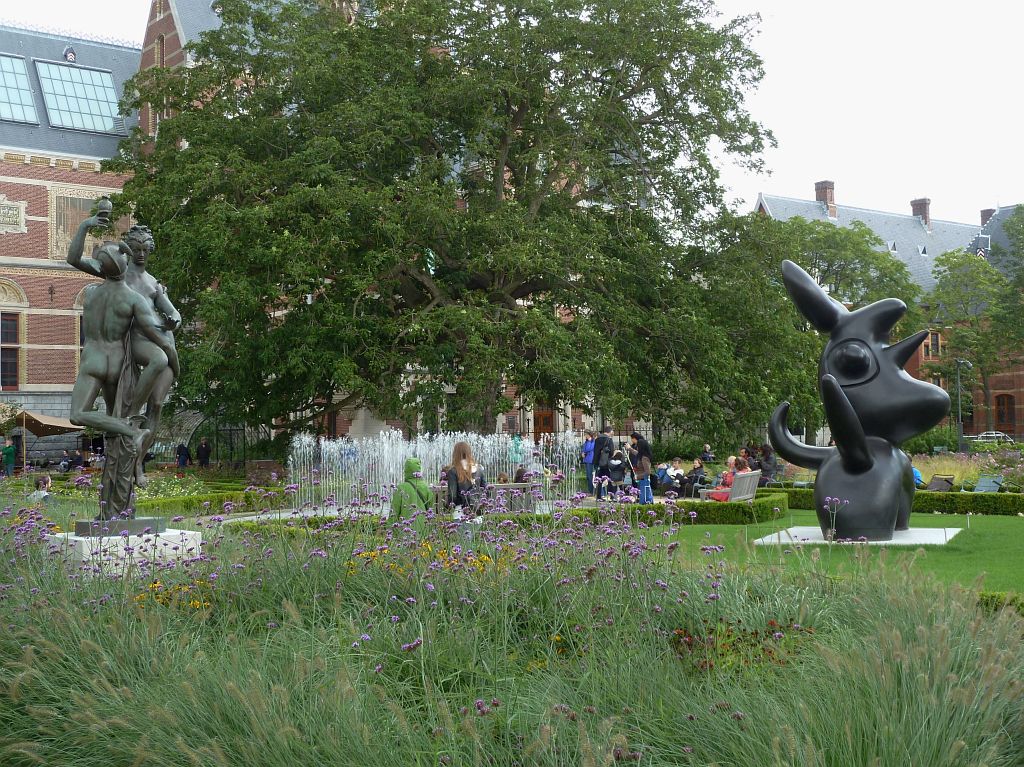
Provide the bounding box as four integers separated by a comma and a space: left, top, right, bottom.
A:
67, 201, 112, 278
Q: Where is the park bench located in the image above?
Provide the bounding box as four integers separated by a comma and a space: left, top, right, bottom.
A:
697, 470, 760, 502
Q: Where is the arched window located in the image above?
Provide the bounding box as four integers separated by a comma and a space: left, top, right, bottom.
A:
995, 394, 1016, 433
0, 279, 28, 391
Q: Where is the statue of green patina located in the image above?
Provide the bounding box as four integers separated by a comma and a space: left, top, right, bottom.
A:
67, 202, 180, 519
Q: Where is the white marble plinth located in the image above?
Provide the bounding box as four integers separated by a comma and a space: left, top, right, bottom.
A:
46, 528, 202, 571
753, 526, 964, 547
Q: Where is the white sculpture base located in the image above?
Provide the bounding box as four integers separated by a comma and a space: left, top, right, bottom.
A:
753, 526, 963, 547
46, 528, 203, 572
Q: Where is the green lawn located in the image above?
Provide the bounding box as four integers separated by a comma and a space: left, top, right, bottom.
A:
672, 510, 1024, 593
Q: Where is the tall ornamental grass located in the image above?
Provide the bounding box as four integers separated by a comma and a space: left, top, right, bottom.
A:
0, 491, 1020, 766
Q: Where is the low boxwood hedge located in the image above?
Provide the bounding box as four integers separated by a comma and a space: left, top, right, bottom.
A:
135, 489, 288, 517
759, 486, 1024, 516
485, 493, 791, 529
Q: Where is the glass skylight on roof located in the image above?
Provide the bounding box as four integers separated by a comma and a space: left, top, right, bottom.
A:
35, 61, 122, 134
0, 55, 38, 124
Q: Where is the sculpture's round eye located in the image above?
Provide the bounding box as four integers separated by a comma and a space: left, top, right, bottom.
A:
827, 341, 877, 385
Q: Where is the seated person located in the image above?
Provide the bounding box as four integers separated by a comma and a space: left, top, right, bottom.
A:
739, 447, 760, 472
659, 457, 687, 492
676, 458, 707, 497
496, 471, 510, 483
58, 450, 71, 472
513, 465, 527, 483
27, 475, 52, 504
700, 443, 715, 463
707, 457, 750, 502
912, 465, 923, 487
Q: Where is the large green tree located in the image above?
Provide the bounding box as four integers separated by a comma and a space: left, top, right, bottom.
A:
925, 249, 1015, 432
110, 0, 780, 438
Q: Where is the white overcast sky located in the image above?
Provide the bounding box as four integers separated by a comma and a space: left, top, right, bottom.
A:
3, 0, 1022, 225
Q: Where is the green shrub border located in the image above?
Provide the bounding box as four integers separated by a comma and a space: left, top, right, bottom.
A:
135, 489, 288, 517
486, 493, 790, 529
758, 486, 1024, 516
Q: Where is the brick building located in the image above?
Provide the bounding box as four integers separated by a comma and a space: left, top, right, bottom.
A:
757, 181, 1024, 439
0, 24, 140, 460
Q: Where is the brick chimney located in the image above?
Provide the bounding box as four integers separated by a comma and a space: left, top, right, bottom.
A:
815, 180, 836, 218
981, 208, 996, 226
911, 198, 931, 229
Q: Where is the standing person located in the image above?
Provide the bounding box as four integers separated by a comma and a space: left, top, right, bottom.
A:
592, 425, 615, 499
446, 441, 487, 514
629, 431, 654, 504
758, 444, 778, 486
1, 439, 15, 478
175, 442, 191, 468
580, 430, 596, 493
509, 432, 525, 466
196, 437, 212, 469
391, 457, 434, 532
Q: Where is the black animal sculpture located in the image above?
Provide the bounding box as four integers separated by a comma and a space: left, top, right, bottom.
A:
769, 260, 950, 541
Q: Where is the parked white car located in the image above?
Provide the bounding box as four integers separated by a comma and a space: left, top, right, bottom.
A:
967, 431, 1015, 444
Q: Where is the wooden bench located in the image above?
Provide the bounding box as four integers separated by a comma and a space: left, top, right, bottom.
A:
698, 471, 760, 502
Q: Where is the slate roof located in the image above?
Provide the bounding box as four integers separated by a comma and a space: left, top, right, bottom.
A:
0, 24, 139, 159
756, 193, 980, 292
169, 0, 224, 49
975, 204, 1023, 276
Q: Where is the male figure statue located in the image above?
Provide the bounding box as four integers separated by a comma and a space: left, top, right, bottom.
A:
68, 241, 177, 452
68, 216, 181, 485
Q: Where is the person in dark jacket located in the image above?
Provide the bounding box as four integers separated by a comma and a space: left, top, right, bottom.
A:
758, 444, 778, 486
629, 431, 654, 504
446, 441, 486, 514
175, 442, 191, 467
580, 430, 596, 493
592, 425, 615, 499
196, 437, 212, 468
606, 449, 628, 495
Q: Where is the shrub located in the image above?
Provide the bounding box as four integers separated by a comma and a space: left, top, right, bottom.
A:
651, 436, 705, 464
978, 591, 1024, 616
901, 425, 958, 456
760, 485, 1024, 516
134, 489, 288, 517
485, 494, 790, 529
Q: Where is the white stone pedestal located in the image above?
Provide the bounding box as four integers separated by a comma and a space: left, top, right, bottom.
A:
753, 526, 963, 547
47, 528, 203, 571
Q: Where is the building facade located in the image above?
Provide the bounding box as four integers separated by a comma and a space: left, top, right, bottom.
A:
758, 180, 1023, 439
0, 24, 140, 460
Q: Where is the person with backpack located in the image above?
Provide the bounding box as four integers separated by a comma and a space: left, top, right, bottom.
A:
446, 441, 487, 514
391, 457, 434, 533
592, 425, 615, 500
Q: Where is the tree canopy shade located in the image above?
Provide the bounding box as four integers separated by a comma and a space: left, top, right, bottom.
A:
110, 0, 785, 438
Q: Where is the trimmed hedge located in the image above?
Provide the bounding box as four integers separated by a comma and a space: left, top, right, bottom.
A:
228, 515, 381, 538
759, 486, 1024, 516
134, 489, 288, 517
486, 493, 791, 529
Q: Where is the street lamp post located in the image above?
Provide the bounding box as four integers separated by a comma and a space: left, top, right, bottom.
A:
955, 359, 973, 452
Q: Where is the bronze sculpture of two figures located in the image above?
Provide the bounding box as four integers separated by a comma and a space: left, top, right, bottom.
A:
66, 199, 181, 519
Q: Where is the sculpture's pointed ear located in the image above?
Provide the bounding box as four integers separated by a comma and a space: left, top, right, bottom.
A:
781, 260, 846, 333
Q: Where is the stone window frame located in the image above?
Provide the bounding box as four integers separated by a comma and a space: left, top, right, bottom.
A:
0, 278, 29, 390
